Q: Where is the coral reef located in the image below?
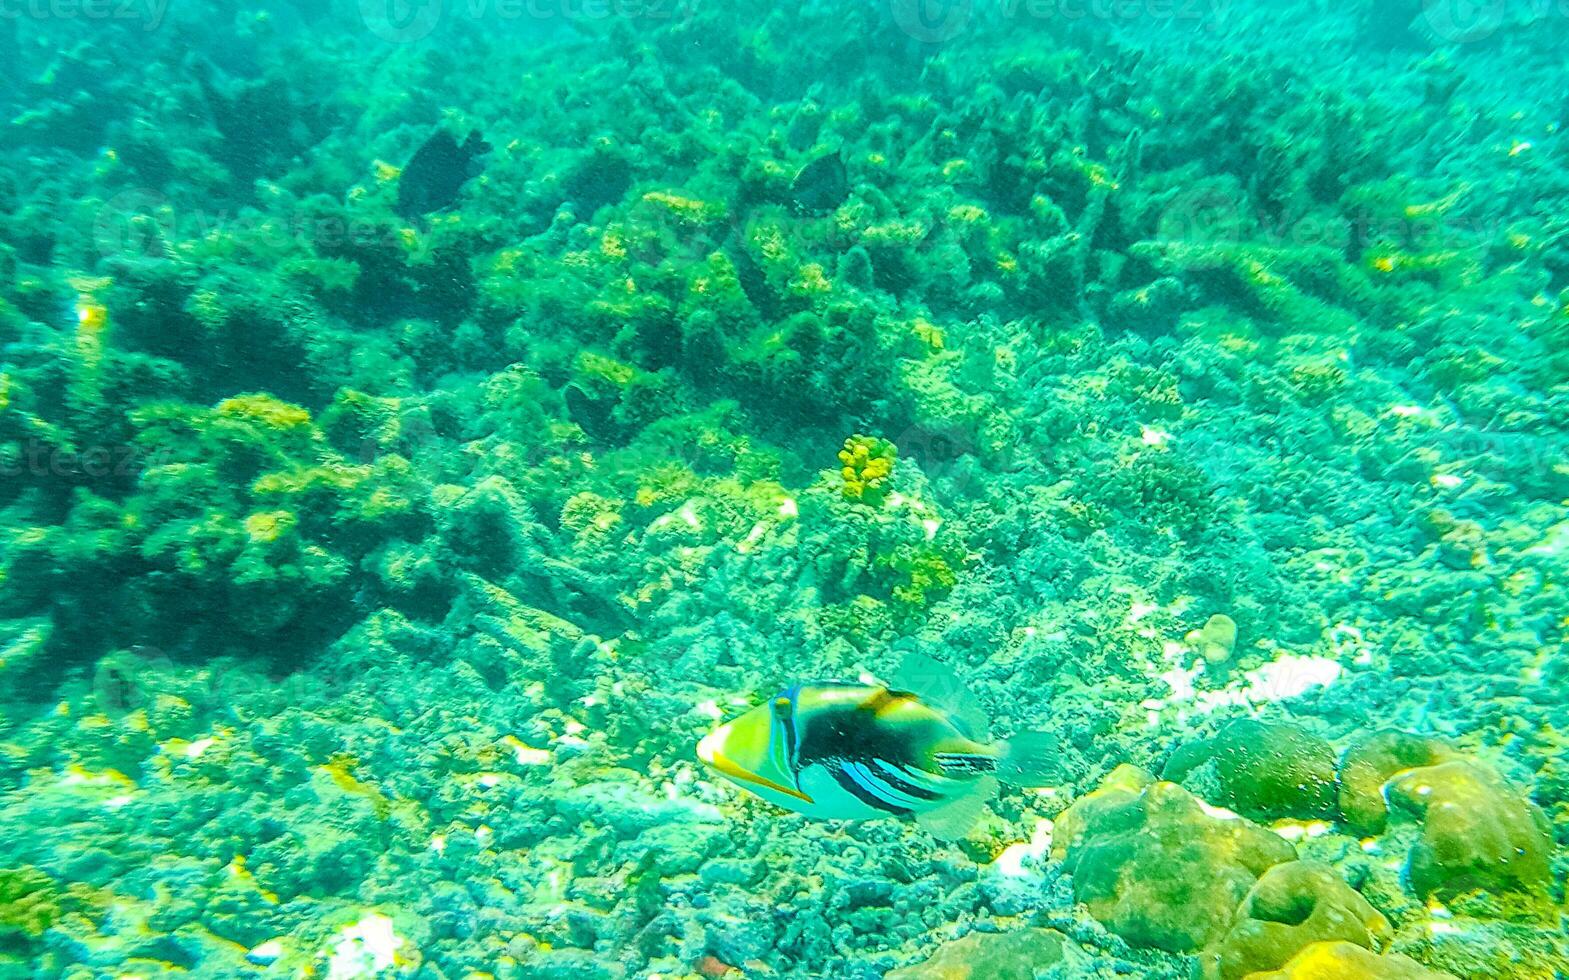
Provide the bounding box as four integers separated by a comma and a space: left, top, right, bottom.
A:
1054, 767, 1297, 952
0, 0, 1565, 977
1209, 720, 1340, 820
838, 433, 897, 507
1384, 759, 1554, 901
884, 928, 1068, 980
1205, 861, 1391, 980
1247, 941, 1457, 980
1336, 730, 1458, 835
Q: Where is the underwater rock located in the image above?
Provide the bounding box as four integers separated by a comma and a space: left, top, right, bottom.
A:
0, 866, 67, 941
1384, 759, 1554, 899
1054, 766, 1296, 952
1210, 720, 1339, 821
1204, 861, 1391, 980
1050, 764, 1155, 861
1245, 940, 1457, 980
554, 776, 723, 839
1335, 730, 1456, 835
514, 947, 626, 980
886, 928, 1067, 980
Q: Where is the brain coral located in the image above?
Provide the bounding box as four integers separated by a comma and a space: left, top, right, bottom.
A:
1245, 941, 1457, 980
1054, 765, 1297, 952
1209, 719, 1339, 820
1335, 730, 1457, 834
1205, 861, 1391, 980
1384, 759, 1554, 900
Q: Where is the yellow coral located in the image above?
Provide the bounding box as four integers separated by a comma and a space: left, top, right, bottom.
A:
244, 510, 295, 543
319, 754, 391, 820
217, 394, 312, 429
910, 317, 945, 351
1206, 862, 1391, 980
253, 464, 368, 496
1385, 758, 1553, 899
838, 434, 896, 505
640, 190, 722, 225
789, 262, 832, 296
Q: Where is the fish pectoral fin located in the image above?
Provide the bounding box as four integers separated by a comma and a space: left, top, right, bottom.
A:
914, 775, 998, 842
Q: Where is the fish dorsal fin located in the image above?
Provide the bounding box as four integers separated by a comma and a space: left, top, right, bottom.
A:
914, 774, 998, 841
890, 652, 991, 739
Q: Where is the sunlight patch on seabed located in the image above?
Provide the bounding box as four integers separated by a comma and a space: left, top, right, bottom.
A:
324, 913, 408, 980
1149, 650, 1346, 724
1132, 589, 1356, 726
989, 817, 1055, 878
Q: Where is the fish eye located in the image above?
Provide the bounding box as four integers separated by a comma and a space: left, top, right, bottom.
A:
772, 696, 791, 715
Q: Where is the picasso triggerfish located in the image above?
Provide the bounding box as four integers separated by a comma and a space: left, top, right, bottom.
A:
696, 654, 1059, 839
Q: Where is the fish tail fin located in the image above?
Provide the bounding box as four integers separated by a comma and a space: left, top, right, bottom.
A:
996, 731, 1062, 787
914, 775, 998, 842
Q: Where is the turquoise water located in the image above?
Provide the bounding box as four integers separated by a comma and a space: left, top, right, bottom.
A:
1, 1, 1567, 977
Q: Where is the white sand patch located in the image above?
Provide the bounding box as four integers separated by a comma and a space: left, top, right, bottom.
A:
325, 913, 407, 980
989, 818, 1055, 878
1147, 647, 1345, 726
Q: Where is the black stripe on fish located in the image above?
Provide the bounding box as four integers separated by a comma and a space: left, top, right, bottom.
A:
831, 762, 914, 816
780, 687, 802, 770
848, 761, 928, 809
868, 759, 945, 802
794, 689, 927, 772
934, 752, 997, 775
